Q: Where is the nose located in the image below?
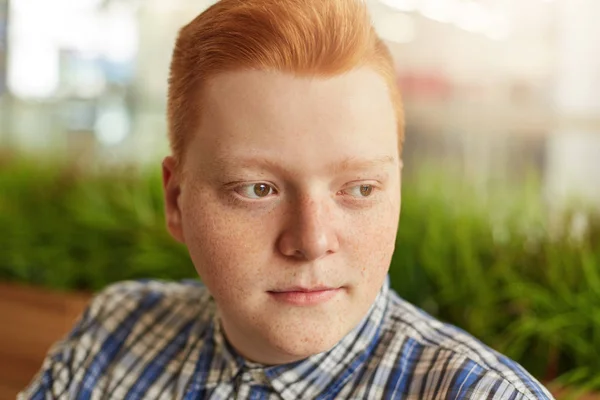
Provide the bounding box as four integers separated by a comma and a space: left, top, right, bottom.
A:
277, 195, 340, 261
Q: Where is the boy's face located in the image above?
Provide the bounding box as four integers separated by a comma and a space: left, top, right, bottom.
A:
163, 68, 401, 365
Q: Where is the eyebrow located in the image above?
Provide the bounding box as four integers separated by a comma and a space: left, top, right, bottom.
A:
210, 155, 398, 175
328, 155, 398, 174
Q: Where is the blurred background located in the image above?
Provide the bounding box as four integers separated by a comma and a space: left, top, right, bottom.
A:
1, 0, 599, 206
0, 0, 599, 398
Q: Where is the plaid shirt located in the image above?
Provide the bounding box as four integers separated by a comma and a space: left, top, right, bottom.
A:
20, 278, 553, 399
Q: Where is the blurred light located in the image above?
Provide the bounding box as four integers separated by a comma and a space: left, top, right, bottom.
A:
148, 0, 188, 14
453, 2, 492, 33
8, 42, 59, 99
375, 12, 416, 43
419, 0, 458, 23
95, 106, 131, 146
100, 5, 139, 63
8, 0, 59, 98
379, 0, 419, 12
379, 0, 509, 41
68, 55, 107, 99
8, 0, 103, 99
484, 14, 512, 41
56, 12, 101, 54
148, 0, 216, 15
51, 0, 102, 11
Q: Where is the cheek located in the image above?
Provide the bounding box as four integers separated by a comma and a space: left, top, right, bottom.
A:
345, 197, 400, 278
179, 190, 270, 295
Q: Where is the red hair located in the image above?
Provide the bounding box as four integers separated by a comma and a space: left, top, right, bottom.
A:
167, 0, 404, 169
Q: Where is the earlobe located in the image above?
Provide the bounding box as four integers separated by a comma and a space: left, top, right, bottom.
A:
162, 156, 185, 244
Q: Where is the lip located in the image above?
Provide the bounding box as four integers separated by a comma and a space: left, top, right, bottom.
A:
268, 287, 342, 306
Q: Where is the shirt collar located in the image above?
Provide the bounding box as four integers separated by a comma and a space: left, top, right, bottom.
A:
209, 278, 390, 399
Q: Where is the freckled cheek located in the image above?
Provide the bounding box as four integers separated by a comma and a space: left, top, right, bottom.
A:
344, 205, 399, 278
181, 196, 271, 296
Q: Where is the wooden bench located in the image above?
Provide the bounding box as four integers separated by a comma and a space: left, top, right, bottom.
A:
0, 283, 91, 399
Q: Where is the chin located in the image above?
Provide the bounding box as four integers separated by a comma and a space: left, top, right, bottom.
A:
272, 334, 339, 362
259, 296, 373, 362
264, 316, 355, 362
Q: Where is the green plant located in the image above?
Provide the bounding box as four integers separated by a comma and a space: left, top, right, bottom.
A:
390, 169, 600, 395
0, 161, 195, 290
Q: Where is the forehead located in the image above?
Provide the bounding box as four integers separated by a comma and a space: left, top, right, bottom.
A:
191, 68, 399, 171
202, 68, 395, 123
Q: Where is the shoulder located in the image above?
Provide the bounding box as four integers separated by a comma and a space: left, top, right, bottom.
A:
375, 291, 554, 400
19, 280, 215, 399
75, 279, 215, 342
92, 278, 211, 304
85, 279, 211, 319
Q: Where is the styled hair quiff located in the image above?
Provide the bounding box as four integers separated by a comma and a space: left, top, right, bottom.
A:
167, 0, 404, 169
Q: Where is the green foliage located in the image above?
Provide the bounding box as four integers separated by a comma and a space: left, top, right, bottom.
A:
1, 160, 599, 394
391, 169, 600, 394
0, 160, 195, 291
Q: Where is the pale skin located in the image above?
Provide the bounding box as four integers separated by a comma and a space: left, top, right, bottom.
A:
163, 68, 402, 365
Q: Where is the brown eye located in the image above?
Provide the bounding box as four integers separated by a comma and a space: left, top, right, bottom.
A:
359, 185, 373, 197
344, 184, 375, 198
253, 184, 271, 198
236, 183, 276, 199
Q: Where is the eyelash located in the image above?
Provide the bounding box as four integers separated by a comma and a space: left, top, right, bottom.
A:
338, 184, 378, 198
234, 182, 279, 200
227, 181, 381, 203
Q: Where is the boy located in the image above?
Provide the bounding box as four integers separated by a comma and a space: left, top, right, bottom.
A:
22, 0, 553, 398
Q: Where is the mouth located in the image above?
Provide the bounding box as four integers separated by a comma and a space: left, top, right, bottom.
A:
267, 286, 343, 306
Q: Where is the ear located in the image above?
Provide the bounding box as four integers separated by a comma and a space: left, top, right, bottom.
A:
162, 156, 185, 243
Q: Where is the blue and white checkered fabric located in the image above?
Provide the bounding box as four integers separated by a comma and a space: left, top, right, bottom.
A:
20, 278, 554, 399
